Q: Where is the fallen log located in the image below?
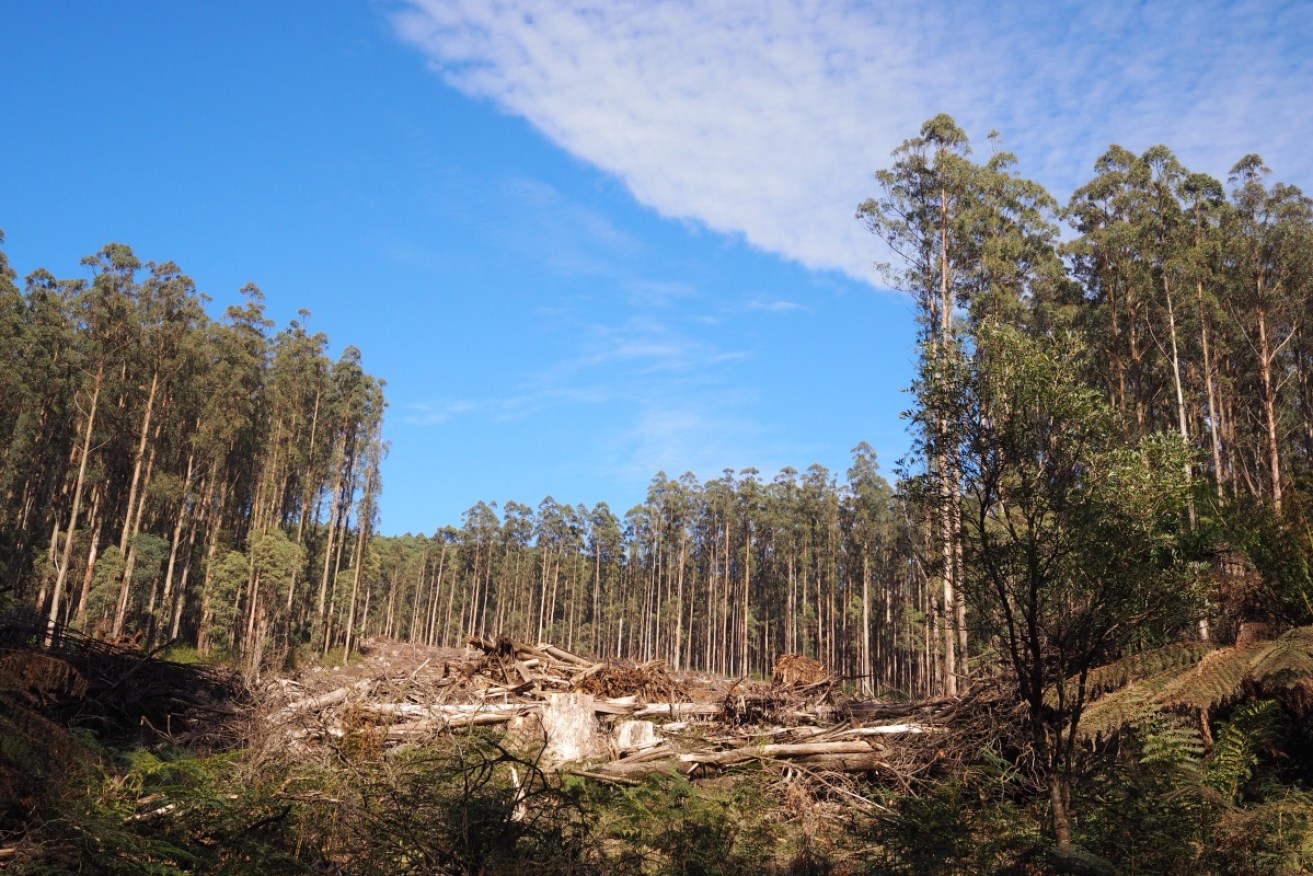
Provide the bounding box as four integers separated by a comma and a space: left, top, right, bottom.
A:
271, 679, 372, 721
631, 703, 722, 719
834, 723, 939, 736
384, 710, 527, 740
589, 739, 888, 779
787, 753, 892, 772
542, 644, 594, 667
358, 702, 535, 722
593, 695, 639, 715
680, 740, 879, 768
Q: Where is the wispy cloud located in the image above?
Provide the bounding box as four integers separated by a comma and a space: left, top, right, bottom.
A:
607, 402, 767, 483
622, 278, 697, 308
746, 297, 808, 314
392, 0, 1313, 283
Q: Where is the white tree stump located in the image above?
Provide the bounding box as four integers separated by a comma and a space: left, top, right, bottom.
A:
541, 692, 602, 764
614, 719, 661, 753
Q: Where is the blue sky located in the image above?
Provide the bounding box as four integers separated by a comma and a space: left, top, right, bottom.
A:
4, 2, 1311, 535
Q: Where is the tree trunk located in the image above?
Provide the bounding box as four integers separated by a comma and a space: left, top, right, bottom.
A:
73, 487, 104, 623
1255, 289, 1283, 513
47, 362, 104, 644
113, 437, 159, 636
1162, 277, 1196, 527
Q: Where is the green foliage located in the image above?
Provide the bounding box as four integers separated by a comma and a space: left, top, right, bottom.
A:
1076, 743, 1219, 874
1209, 789, 1313, 876
283, 733, 595, 875
862, 762, 1044, 875
1221, 496, 1313, 627
206, 550, 249, 652
132, 533, 170, 585
12, 743, 306, 875
596, 772, 777, 876
84, 546, 126, 625
249, 530, 304, 610
157, 644, 203, 665
1205, 699, 1284, 801
1079, 626, 1313, 739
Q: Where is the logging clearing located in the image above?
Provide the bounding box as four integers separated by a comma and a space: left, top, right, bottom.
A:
260, 634, 968, 788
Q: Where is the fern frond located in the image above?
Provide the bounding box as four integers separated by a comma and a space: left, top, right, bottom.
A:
1247, 626, 1313, 687
0, 647, 90, 701
1076, 626, 1313, 737
1137, 714, 1206, 769
1047, 641, 1215, 710
1205, 699, 1283, 801
1079, 683, 1167, 741
1160, 641, 1265, 711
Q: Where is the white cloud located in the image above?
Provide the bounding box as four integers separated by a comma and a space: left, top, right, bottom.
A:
393, 0, 1313, 283
746, 297, 808, 314
609, 402, 766, 483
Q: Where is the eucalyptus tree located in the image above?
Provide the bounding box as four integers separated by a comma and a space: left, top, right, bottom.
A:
194, 287, 272, 654
496, 499, 534, 639
763, 467, 803, 657
111, 261, 206, 636
0, 234, 26, 509
1179, 171, 1230, 496
313, 345, 383, 649
45, 244, 142, 638
340, 431, 383, 661
1224, 156, 1313, 513
1066, 146, 1156, 428
858, 115, 997, 694
843, 442, 900, 694
0, 258, 80, 587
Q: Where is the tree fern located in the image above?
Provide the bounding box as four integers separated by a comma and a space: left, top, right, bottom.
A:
1247, 626, 1313, 687
1205, 699, 1283, 802
1046, 640, 1214, 709
1077, 625, 1313, 739
1160, 641, 1263, 711
1136, 712, 1206, 770
1079, 683, 1173, 741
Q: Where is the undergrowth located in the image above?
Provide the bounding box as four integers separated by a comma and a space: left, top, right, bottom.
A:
5, 639, 1313, 874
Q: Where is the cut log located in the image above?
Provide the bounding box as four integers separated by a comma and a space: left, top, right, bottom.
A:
384, 710, 524, 740
787, 753, 892, 772
542, 644, 594, 666
359, 702, 535, 722
270, 679, 372, 721
680, 740, 878, 767
593, 695, 638, 715
632, 703, 722, 719
835, 723, 939, 736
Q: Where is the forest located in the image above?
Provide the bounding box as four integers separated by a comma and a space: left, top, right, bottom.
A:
3, 115, 1313, 873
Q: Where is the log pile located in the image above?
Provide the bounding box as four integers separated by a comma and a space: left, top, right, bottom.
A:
264, 635, 947, 782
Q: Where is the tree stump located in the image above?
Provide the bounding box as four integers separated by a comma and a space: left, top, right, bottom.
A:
541, 692, 603, 764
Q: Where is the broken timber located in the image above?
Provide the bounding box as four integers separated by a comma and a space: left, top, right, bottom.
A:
265, 635, 939, 779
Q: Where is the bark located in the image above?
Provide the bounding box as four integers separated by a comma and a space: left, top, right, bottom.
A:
113, 436, 158, 636
1255, 290, 1284, 513
47, 361, 104, 643
73, 486, 104, 622
1162, 277, 1197, 526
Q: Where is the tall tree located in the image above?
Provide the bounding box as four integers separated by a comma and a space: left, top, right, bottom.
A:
957, 325, 1194, 848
